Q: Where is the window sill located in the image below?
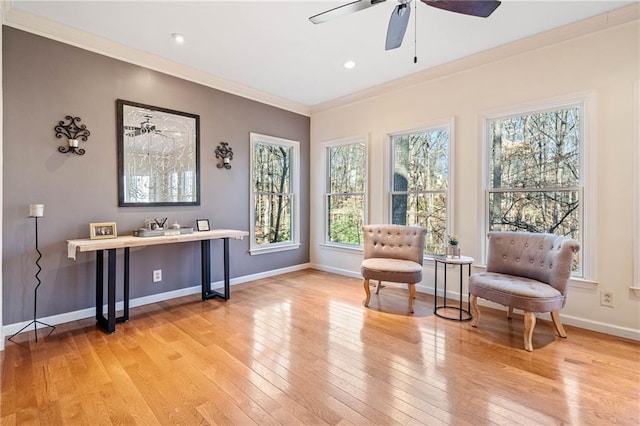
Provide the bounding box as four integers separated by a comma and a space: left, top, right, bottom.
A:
319, 242, 363, 254
249, 242, 301, 256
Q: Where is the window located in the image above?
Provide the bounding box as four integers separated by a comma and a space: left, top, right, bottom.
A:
486, 103, 584, 274
250, 133, 300, 254
390, 123, 452, 255
325, 139, 367, 246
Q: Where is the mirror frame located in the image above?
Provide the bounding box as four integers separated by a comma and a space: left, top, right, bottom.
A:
117, 99, 201, 207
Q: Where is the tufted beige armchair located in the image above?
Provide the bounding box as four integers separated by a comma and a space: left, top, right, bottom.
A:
469, 231, 580, 351
361, 224, 427, 313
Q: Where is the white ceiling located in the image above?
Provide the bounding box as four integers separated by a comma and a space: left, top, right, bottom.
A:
7, 0, 635, 109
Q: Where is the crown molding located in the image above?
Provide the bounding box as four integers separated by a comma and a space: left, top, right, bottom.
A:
311, 3, 640, 114
2, 3, 311, 117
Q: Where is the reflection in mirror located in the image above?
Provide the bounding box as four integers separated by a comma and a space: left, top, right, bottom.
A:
117, 100, 200, 206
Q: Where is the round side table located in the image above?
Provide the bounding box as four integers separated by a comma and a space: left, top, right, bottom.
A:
433, 255, 474, 321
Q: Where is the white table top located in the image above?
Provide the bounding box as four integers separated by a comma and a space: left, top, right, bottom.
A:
67, 229, 248, 260
432, 255, 474, 265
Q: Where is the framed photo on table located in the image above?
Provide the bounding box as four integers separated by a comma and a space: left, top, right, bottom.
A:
89, 222, 118, 239
196, 219, 210, 232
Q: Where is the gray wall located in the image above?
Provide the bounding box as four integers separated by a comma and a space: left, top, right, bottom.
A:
2, 27, 310, 324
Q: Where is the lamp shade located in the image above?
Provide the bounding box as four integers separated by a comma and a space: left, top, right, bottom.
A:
29, 204, 44, 218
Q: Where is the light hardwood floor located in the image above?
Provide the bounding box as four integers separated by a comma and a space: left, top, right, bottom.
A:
2, 269, 639, 425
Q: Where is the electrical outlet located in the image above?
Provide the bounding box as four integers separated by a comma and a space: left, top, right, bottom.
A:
153, 269, 162, 283
600, 291, 613, 307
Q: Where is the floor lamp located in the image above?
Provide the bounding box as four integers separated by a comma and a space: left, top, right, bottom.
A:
8, 204, 55, 343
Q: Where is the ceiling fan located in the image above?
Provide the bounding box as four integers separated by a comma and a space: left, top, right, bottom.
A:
124, 115, 158, 137
310, 0, 501, 50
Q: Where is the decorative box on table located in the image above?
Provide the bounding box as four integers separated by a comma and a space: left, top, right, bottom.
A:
132, 227, 194, 237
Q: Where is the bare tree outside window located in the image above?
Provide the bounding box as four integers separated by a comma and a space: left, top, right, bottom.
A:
391, 128, 449, 255
487, 106, 582, 272
326, 141, 366, 245
253, 142, 293, 245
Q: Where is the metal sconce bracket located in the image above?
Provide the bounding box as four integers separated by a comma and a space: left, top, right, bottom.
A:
215, 142, 233, 169
55, 116, 90, 155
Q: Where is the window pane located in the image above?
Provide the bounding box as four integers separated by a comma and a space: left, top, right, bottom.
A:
253, 142, 291, 194
254, 193, 292, 245
489, 108, 580, 189
488, 190, 580, 240
328, 194, 365, 245
392, 193, 447, 255
393, 130, 448, 192
329, 143, 366, 193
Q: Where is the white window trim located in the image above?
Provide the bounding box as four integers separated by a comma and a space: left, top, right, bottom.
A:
322, 136, 368, 248
249, 132, 300, 256
386, 118, 456, 256
478, 92, 596, 281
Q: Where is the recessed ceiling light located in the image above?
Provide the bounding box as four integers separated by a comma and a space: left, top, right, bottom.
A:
343, 60, 356, 69
171, 33, 185, 44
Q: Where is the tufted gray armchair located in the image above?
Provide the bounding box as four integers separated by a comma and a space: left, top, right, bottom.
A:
361, 224, 427, 313
469, 231, 580, 351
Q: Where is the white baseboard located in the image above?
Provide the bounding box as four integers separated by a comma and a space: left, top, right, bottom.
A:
309, 263, 361, 279
3, 262, 312, 337
555, 314, 640, 341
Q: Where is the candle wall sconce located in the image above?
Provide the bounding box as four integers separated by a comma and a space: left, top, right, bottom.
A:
215, 142, 233, 169
55, 116, 91, 155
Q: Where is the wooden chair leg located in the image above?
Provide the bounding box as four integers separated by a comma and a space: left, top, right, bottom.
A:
470, 294, 480, 327
523, 311, 536, 352
375, 280, 382, 294
363, 278, 371, 307
507, 306, 514, 319
408, 283, 415, 313
550, 311, 567, 338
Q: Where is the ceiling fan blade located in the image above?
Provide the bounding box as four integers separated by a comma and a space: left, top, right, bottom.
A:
385, 3, 411, 50
310, 0, 387, 24
422, 0, 501, 18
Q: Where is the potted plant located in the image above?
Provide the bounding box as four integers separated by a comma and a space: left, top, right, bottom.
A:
447, 234, 460, 258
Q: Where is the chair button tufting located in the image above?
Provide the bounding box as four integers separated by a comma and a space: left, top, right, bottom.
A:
503, 255, 507, 259
516, 258, 520, 262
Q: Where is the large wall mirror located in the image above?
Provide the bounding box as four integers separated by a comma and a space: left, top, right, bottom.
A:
117, 100, 200, 206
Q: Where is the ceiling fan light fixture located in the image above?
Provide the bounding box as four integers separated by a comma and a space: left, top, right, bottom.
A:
171, 33, 185, 44
343, 60, 356, 69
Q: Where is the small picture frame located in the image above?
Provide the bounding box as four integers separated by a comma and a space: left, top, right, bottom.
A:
90, 222, 118, 239
196, 219, 210, 232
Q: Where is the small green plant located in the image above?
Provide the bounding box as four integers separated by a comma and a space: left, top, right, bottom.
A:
448, 234, 459, 246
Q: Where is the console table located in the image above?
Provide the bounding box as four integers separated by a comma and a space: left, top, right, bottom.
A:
68, 229, 248, 333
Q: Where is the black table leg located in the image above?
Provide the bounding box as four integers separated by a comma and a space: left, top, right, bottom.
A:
123, 247, 130, 322
95, 250, 104, 324
107, 248, 116, 333
201, 239, 211, 299
444, 261, 448, 308
201, 238, 231, 301
95, 248, 130, 334
459, 261, 464, 320
223, 237, 230, 300
433, 260, 439, 314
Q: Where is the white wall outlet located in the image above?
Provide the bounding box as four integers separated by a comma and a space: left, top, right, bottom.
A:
600, 291, 613, 307
153, 269, 162, 283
